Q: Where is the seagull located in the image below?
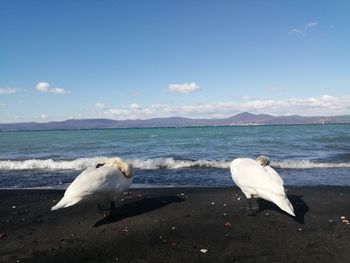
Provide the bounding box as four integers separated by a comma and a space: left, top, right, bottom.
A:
51, 157, 134, 216
230, 156, 295, 216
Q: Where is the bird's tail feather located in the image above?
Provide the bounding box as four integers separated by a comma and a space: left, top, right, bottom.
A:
51, 197, 81, 211
273, 196, 295, 216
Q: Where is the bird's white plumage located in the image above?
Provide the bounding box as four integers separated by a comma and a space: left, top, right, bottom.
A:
230, 158, 295, 216
51, 157, 133, 211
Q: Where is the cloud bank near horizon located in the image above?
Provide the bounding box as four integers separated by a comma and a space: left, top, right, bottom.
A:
95, 95, 350, 120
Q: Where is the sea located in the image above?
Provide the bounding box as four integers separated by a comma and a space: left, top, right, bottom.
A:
1, 124, 350, 189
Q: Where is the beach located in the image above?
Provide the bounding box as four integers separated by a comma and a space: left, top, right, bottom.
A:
1, 187, 349, 263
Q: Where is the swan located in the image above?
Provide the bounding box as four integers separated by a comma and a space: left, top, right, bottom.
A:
230, 156, 295, 216
51, 157, 134, 216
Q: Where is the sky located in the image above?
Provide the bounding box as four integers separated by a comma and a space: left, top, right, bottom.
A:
1, 0, 350, 123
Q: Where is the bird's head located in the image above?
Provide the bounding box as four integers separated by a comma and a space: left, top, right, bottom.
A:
256, 155, 270, 167
103, 157, 134, 178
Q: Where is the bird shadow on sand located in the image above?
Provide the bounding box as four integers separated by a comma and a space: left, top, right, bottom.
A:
94, 196, 184, 227
257, 195, 309, 224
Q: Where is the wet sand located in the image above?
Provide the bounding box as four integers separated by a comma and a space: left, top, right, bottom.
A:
0, 187, 349, 262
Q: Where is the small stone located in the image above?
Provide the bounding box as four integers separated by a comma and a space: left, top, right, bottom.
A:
159, 236, 163, 239
298, 228, 302, 231
200, 249, 208, 254
340, 216, 346, 220
12, 206, 16, 209
237, 197, 241, 201
223, 213, 228, 217
225, 234, 230, 238
210, 202, 215, 205
342, 219, 349, 224
21, 218, 26, 222
224, 222, 232, 227
171, 226, 176, 230
162, 239, 168, 244
265, 213, 270, 216
122, 227, 129, 232
223, 204, 227, 207
328, 219, 333, 223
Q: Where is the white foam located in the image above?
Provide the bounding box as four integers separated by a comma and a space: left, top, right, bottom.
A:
0, 157, 349, 171
129, 158, 230, 170
272, 160, 350, 169
0, 157, 106, 171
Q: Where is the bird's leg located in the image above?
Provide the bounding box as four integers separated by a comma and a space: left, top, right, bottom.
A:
97, 202, 110, 215
109, 201, 115, 217
250, 197, 259, 213
97, 203, 103, 214
246, 197, 259, 216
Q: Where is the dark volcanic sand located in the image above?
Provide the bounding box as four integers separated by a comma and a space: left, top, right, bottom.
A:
0, 187, 349, 263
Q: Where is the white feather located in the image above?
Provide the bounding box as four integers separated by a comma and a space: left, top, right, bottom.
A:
230, 158, 295, 216
51, 158, 133, 211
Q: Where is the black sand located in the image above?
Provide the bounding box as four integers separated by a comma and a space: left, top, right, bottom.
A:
1, 187, 349, 262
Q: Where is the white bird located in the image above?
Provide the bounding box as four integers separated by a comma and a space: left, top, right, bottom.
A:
230, 156, 295, 216
51, 157, 134, 216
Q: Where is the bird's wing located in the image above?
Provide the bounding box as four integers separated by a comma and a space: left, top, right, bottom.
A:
64, 166, 124, 198
231, 158, 285, 196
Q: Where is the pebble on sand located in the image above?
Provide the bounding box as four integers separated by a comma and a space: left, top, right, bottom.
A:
200, 249, 208, 254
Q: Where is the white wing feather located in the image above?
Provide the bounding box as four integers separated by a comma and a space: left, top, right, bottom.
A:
230, 158, 295, 216
51, 166, 132, 210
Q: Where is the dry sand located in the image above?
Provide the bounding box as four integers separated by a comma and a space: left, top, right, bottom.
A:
0, 187, 349, 262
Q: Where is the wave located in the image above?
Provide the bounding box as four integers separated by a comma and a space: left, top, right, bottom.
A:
273, 160, 350, 169
0, 157, 350, 171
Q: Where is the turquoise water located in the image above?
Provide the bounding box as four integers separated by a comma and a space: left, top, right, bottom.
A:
1, 124, 350, 188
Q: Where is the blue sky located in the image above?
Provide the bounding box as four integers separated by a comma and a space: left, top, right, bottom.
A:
1, 0, 349, 122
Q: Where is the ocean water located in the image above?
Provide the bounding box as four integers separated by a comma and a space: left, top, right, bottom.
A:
0, 124, 350, 189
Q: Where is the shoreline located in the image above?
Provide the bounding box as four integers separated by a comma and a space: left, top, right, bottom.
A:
1, 187, 349, 262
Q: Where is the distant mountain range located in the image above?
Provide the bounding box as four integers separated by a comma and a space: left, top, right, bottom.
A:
1, 112, 350, 131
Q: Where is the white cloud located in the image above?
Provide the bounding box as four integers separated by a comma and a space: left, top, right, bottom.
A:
304, 22, 318, 30
96, 95, 350, 120
167, 82, 200, 93
40, 114, 48, 119
35, 82, 69, 94
95, 102, 107, 109
288, 29, 305, 37
130, 103, 141, 109
289, 21, 318, 37
0, 87, 17, 95
0, 102, 6, 107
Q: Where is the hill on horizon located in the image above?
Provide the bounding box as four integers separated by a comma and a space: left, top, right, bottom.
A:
1, 112, 350, 131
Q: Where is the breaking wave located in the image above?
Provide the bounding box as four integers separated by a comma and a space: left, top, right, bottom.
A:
0, 157, 350, 171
